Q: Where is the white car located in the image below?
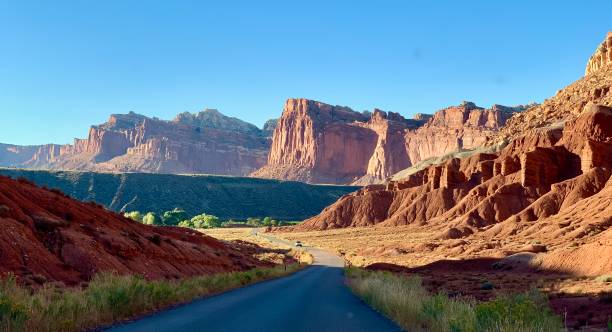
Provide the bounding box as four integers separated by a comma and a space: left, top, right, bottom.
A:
294, 241, 303, 247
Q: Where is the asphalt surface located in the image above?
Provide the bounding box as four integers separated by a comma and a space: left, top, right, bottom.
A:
107, 231, 402, 332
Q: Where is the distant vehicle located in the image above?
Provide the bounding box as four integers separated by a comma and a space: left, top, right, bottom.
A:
294, 241, 303, 247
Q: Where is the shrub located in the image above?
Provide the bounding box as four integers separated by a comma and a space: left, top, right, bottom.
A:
474, 290, 563, 331
191, 214, 221, 229
178, 220, 193, 228
142, 212, 162, 225
123, 211, 143, 223
246, 218, 262, 226
177, 214, 222, 229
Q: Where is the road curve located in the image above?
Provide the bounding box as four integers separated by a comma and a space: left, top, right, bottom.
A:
107, 232, 401, 332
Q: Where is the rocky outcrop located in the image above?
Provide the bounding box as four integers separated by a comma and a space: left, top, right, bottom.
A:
585, 32, 612, 76
403, 102, 522, 167
252, 99, 380, 184
174, 109, 263, 136
2, 110, 271, 176
496, 32, 612, 144
254, 99, 521, 184
354, 110, 418, 185
0, 175, 267, 285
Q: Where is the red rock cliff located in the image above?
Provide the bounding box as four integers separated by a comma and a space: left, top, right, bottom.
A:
585, 32, 612, 76
404, 102, 519, 167
252, 99, 380, 183
254, 99, 520, 185
10, 110, 270, 176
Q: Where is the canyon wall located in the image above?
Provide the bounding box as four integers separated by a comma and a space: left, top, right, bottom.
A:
254, 99, 520, 185
1, 110, 274, 176
403, 102, 521, 166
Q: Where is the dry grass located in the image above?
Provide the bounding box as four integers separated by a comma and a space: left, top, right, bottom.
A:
0, 264, 303, 332
346, 268, 564, 332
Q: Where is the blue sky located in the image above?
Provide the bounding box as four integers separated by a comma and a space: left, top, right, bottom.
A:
0, 1, 610, 145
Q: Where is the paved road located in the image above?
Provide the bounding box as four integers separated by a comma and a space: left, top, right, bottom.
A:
107, 231, 401, 332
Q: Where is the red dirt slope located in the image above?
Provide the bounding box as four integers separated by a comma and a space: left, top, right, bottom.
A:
0, 176, 265, 286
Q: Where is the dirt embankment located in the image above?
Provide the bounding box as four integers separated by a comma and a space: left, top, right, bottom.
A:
0, 176, 270, 286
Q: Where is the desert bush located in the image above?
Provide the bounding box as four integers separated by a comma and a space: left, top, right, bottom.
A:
345, 268, 563, 332
0, 265, 303, 332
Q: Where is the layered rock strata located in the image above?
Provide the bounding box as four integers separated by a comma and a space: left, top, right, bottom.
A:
1, 110, 273, 176
254, 99, 521, 184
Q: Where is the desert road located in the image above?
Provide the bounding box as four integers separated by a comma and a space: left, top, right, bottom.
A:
107, 232, 401, 332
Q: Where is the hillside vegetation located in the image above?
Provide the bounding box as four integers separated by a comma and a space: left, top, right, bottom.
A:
0, 168, 358, 220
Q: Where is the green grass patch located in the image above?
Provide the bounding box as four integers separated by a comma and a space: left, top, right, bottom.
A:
0, 264, 303, 332
345, 268, 563, 332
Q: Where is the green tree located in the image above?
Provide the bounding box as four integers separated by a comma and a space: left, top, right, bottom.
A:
162, 208, 188, 226
191, 214, 222, 228
123, 211, 143, 222
262, 217, 272, 226
142, 212, 162, 225
271, 219, 279, 226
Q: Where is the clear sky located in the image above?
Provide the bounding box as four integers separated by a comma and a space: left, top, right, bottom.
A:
1, 1, 610, 145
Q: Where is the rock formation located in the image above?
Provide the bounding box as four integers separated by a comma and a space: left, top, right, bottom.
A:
0, 175, 267, 285
496, 33, 612, 145
403, 102, 522, 167
254, 99, 522, 184
585, 32, 612, 76
2, 100, 521, 184
295, 105, 612, 275
1, 110, 272, 176
293, 31, 612, 275
252, 98, 380, 184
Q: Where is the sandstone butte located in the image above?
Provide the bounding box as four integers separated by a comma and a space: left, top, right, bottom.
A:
292, 32, 612, 277
252, 98, 528, 185
0, 109, 273, 176
0, 175, 270, 285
